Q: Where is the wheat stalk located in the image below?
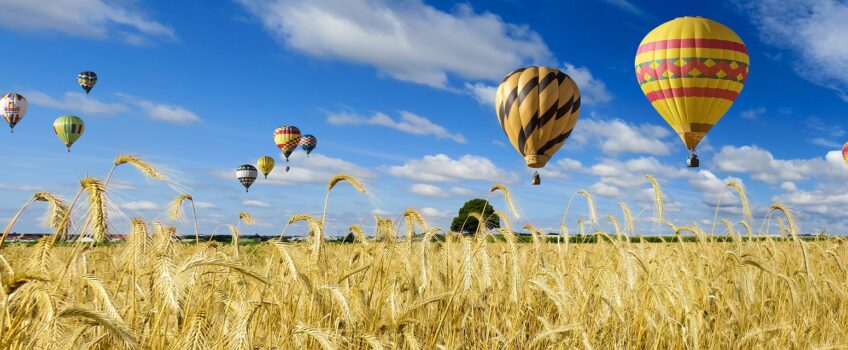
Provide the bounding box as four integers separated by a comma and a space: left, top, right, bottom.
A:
620, 202, 635, 235
239, 212, 255, 225
576, 190, 598, 227
81, 177, 109, 242
109, 154, 166, 182
490, 184, 520, 219
645, 175, 664, 230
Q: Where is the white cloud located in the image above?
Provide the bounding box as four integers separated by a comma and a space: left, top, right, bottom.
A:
421, 207, 452, 219
467, 63, 612, 106
562, 63, 613, 105
714, 146, 848, 183
388, 154, 517, 183
739, 0, 848, 101
450, 187, 475, 196
243, 199, 272, 208
741, 107, 766, 120
569, 117, 673, 156
117, 93, 202, 124
193, 201, 217, 209
237, 0, 550, 88
25, 90, 128, 115
687, 170, 745, 207
589, 182, 621, 198
465, 82, 497, 106
805, 117, 845, 148
122, 201, 159, 211
809, 137, 843, 148
224, 153, 374, 186
0, 0, 175, 44
555, 158, 585, 172
327, 110, 465, 143
410, 183, 449, 198
0, 183, 45, 192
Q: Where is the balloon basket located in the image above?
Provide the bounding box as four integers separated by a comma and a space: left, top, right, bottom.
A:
687, 152, 700, 168
531, 171, 541, 185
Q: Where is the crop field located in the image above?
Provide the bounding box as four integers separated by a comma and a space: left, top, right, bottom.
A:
1, 232, 846, 349
0, 158, 845, 349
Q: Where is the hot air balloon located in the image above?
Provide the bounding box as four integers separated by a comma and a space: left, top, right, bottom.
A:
257, 156, 275, 179
0, 93, 27, 132
53, 115, 84, 152
78, 71, 97, 94
843, 142, 847, 165
300, 134, 317, 157
635, 16, 749, 167
237, 164, 258, 192
274, 125, 301, 172
495, 66, 581, 185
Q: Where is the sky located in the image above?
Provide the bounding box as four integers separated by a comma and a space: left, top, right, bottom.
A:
1, 0, 847, 237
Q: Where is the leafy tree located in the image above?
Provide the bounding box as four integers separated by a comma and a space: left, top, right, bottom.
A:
450, 198, 499, 234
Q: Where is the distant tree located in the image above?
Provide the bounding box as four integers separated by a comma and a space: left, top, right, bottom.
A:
450, 198, 499, 234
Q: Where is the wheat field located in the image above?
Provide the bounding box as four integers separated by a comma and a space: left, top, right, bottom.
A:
0, 156, 846, 349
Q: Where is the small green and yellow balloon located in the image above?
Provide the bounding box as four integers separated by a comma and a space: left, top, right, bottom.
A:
257, 156, 275, 179
53, 115, 84, 152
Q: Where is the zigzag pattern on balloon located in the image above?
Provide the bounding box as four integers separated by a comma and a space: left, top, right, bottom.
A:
635, 58, 749, 84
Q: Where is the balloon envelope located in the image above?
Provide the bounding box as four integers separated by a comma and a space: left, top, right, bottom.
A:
257, 156, 275, 178
274, 126, 301, 161
843, 142, 848, 165
53, 115, 84, 151
494, 66, 581, 169
635, 16, 748, 152
300, 134, 317, 155
78, 71, 97, 94
237, 164, 258, 192
0, 93, 27, 131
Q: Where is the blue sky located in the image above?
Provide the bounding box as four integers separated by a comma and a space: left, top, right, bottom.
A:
1, 0, 847, 236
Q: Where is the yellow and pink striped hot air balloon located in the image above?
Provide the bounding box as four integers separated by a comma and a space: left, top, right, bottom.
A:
635, 16, 749, 167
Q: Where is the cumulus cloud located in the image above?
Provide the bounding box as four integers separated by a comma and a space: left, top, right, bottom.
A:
220, 153, 374, 187
25, 90, 128, 115
562, 63, 613, 105
117, 93, 202, 125
569, 117, 673, 156
0, 0, 175, 44
420, 207, 452, 219
388, 154, 517, 183
327, 110, 465, 143
122, 201, 159, 210
741, 107, 766, 120
805, 117, 845, 148
465, 82, 497, 106
738, 0, 848, 101
410, 183, 449, 198
243, 199, 272, 208
0, 183, 46, 192
465, 63, 611, 106
237, 0, 550, 88
450, 187, 475, 196
193, 202, 217, 209
714, 146, 848, 183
